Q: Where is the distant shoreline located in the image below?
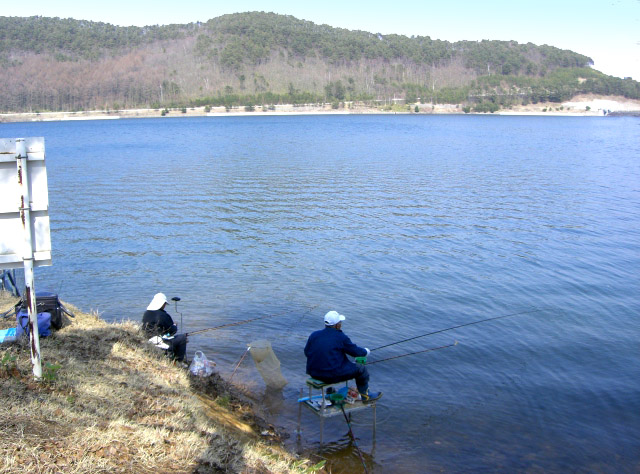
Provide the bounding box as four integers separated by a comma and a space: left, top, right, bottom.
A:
2, 95, 639, 123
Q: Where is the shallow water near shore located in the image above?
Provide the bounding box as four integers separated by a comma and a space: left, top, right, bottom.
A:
2, 115, 639, 472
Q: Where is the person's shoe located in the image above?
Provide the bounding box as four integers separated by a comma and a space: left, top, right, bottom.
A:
360, 391, 383, 403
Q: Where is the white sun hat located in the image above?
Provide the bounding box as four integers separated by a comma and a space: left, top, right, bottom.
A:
324, 310, 346, 326
147, 293, 168, 311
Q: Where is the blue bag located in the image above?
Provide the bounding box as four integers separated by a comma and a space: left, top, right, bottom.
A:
16, 309, 51, 338
14, 291, 69, 330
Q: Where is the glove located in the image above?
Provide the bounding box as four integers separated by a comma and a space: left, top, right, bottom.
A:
365, 348, 370, 356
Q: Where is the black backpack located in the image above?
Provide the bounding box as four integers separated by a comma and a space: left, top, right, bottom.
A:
13, 291, 74, 330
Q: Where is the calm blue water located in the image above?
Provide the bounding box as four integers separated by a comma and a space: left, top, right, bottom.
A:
2, 115, 639, 472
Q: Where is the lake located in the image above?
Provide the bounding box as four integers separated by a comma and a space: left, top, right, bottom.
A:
2, 114, 639, 472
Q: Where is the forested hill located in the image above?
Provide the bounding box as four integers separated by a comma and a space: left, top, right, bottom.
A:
1, 12, 638, 112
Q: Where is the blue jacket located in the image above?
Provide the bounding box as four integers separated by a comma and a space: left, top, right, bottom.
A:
304, 326, 367, 380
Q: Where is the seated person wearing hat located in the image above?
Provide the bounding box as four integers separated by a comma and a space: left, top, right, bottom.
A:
304, 310, 382, 402
142, 293, 188, 362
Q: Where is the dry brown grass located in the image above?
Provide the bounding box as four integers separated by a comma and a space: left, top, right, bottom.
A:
0, 292, 315, 473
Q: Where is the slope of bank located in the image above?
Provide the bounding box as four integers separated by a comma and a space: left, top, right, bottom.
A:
2, 95, 639, 123
0, 293, 318, 473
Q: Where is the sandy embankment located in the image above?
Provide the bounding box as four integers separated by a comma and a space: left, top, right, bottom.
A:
1, 95, 639, 123
499, 94, 640, 116
0, 103, 371, 122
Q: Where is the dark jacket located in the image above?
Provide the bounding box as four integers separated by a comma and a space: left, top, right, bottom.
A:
304, 326, 367, 380
142, 309, 178, 338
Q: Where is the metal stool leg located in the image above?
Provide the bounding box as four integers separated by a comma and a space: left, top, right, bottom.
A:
297, 388, 302, 442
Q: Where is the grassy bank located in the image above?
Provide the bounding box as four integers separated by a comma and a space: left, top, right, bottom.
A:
0, 292, 320, 473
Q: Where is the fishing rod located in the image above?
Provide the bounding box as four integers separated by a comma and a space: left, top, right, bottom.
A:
339, 404, 369, 474
371, 308, 547, 352
229, 346, 251, 382
187, 304, 318, 336
367, 341, 458, 365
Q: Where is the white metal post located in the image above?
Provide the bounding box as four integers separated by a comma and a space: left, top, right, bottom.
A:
16, 138, 42, 379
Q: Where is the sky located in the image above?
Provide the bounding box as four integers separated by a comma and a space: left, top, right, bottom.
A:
4, 0, 639, 80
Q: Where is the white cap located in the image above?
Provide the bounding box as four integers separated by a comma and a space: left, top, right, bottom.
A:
324, 310, 346, 326
147, 293, 168, 311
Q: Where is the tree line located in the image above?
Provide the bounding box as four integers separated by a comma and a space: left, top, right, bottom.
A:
0, 16, 194, 60
0, 13, 593, 71
0, 12, 637, 113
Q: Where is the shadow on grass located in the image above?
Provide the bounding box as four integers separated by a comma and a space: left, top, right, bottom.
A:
1, 319, 255, 472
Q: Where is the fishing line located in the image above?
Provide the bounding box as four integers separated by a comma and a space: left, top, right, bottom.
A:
371, 308, 547, 352
187, 304, 318, 336
56, 278, 65, 298
282, 304, 318, 339
368, 342, 458, 365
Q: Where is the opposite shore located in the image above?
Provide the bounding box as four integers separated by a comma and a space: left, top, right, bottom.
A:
2, 94, 640, 123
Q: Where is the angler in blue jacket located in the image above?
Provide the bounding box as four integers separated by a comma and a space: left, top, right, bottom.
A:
304, 310, 382, 402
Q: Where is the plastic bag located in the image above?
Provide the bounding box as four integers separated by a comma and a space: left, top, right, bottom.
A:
345, 386, 361, 404
148, 336, 169, 350
189, 350, 216, 377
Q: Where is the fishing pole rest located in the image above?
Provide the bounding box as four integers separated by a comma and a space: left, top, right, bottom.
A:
171, 296, 183, 332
